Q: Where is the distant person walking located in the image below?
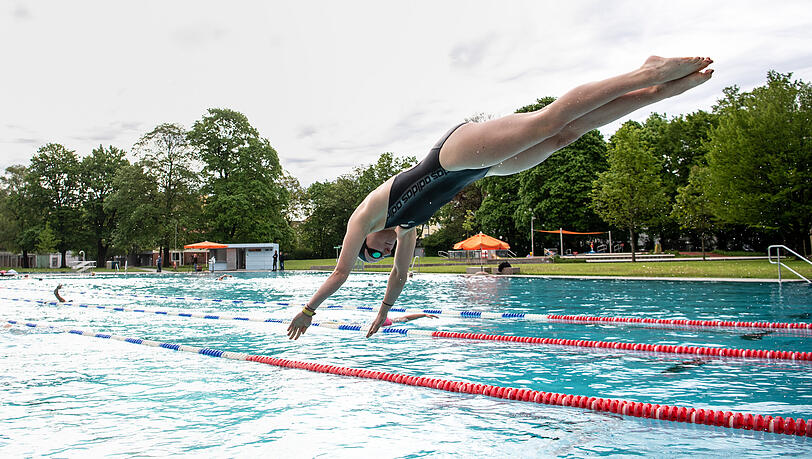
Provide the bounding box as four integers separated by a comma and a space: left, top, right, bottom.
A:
273, 251, 278, 271
156, 255, 162, 273
279, 252, 285, 271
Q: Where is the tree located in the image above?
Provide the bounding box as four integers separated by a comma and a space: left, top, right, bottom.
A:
641, 111, 718, 250
671, 166, 715, 260
706, 71, 812, 252
590, 122, 669, 261
642, 111, 718, 197
36, 223, 59, 254
134, 123, 200, 266
515, 130, 609, 252
80, 145, 129, 263
0, 165, 37, 266
105, 162, 163, 259
188, 109, 290, 246
476, 175, 526, 251
26, 144, 83, 267
475, 98, 609, 256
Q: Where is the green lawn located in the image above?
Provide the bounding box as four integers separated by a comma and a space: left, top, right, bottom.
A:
283, 257, 812, 280
5, 258, 811, 280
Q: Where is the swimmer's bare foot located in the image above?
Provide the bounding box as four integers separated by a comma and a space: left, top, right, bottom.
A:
656, 69, 714, 97
642, 56, 712, 85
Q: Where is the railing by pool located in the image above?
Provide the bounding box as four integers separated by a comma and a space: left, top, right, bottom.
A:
768, 245, 811, 284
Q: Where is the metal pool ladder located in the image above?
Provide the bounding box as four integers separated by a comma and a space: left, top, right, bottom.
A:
410, 255, 421, 274
768, 245, 812, 284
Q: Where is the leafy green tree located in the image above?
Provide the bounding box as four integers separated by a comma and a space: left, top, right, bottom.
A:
590, 122, 669, 261
0, 165, 38, 266
134, 123, 200, 265
642, 111, 718, 196
188, 109, 290, 246
641, 111, 718, 250
105, 162, 163, 258
671, 166, 715, 260
473, 98, 609, 256
26, 144, 83, 267
476, 175, 526, 251
514, 130, 608, 252
80, 145, 129, 263
706, 71, 812, 251
36, 223, 59, 254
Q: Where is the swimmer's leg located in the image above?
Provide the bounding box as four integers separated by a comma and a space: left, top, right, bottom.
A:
441, 57, 712, 171
488, 70, 714, 176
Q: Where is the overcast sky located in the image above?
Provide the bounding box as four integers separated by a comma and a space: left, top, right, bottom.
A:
2, 1, 811, 185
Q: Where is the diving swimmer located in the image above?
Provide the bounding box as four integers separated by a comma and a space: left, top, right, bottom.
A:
287, 56, 714, 340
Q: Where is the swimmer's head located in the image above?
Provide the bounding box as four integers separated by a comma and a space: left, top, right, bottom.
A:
358, 230, 397, 263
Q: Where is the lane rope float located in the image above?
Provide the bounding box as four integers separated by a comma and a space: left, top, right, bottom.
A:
3, 318, 810, 438
6, 298, 811, 363
2, 287, 809, 333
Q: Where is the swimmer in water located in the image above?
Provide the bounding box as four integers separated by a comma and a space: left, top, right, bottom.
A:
664, 358, 709, 373
54, 284, 67, 302
740, 330, 774, 341
287, 56, 714, 340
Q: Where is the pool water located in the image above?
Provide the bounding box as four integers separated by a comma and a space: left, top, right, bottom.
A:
1, 272, 810, 456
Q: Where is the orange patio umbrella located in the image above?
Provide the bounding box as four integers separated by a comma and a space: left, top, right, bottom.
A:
453, 232, 510, 250
183, 241, 228, 249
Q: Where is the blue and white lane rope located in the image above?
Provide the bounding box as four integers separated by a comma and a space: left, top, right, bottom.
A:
0, 285, 291, 307
3, 287, 811, 333
3, 319, 252, 359
2, 297, 426, 336
3, 319, 810, 437
5, 298, 811, 362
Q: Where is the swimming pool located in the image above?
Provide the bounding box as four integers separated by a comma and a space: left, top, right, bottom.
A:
1, 272, 810, 456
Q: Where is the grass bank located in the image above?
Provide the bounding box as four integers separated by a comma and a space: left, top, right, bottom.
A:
284, 258, 812, 280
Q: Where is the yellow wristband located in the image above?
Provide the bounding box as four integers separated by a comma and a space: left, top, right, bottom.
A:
301, 307, 315, 317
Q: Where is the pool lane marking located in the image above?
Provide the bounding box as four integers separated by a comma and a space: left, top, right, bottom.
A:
6, 298, 812, 363
3, 318, 810, 438
0, 285, 283, 306
2, 287, 809, 333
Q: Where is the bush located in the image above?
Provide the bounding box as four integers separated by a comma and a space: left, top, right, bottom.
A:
420, 230, 460, 257
552, 256, 587, 263
289, 247, 317, 260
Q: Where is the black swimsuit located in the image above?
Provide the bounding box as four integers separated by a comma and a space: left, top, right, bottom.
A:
385, 123, 490, 229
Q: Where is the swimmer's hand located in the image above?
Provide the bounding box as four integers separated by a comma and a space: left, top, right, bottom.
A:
287, 312, 312, 340
366, 310, 389, 338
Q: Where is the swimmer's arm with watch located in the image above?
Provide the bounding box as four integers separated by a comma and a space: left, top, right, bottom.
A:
286, 217, 369, 339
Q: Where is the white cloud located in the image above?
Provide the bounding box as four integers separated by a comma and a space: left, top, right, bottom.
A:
1, 0, 811, 185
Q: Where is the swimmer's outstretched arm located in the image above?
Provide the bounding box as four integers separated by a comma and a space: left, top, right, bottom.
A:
366, 229, 417, 338
287, 212, 373, 340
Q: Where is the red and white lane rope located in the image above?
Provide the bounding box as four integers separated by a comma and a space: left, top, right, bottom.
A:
6, 298, 812, 363
2, 286, 809, 333
3, 319, 810, 438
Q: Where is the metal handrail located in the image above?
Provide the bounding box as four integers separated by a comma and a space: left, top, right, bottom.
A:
767, 245, 811, 284
410, 256, 421, 274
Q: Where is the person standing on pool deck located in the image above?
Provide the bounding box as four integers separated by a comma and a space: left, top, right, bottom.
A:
287, 56, 714, 340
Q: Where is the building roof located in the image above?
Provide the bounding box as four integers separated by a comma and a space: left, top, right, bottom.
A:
224, 243, 278, 249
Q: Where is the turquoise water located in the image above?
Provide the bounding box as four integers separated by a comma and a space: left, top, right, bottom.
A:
1, 272, 810, 456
